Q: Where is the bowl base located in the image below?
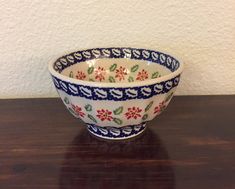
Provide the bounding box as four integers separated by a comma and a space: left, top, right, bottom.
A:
86, 123, 147, 140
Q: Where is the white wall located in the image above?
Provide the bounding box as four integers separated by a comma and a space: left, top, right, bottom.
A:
0, 0, 235, 98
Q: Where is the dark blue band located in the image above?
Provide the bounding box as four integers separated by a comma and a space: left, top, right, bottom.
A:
53, 47, 180, 73
52, 74, 180, 101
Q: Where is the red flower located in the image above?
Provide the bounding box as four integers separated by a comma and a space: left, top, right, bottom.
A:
72, 104, 85, 117
95, 67, 106, 82
76, 71, 86, 80
115, 66, 127, 81
125, 107, 142, 119
154, 101, 166, 114
136, 69, 148, 81
97, 109, 113, 121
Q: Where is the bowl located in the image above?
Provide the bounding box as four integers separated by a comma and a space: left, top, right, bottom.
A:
48, 47, 184, 140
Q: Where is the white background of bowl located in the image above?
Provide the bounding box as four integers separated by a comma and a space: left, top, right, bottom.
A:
0, 0, 234, 98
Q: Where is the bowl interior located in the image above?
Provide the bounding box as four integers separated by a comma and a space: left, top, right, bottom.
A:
61, 58, 171, 83
52, 48, 180, 84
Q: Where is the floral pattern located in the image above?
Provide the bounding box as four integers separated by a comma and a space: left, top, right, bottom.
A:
94, 66, 106, 82
69, 66, 160, 83
96, 109, 113, 121
71, 104, 85, 117
125, 107, 142, 119
154, 101, 166, 114
115, 66, 127, 81
67, 100, 167, 125
76, 71, 86, 80
136, 69, 149, 81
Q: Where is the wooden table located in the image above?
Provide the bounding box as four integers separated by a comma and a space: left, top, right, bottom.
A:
0, 96, 234, 189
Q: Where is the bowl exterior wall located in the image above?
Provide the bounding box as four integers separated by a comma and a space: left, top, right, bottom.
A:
51, 74, 180, 128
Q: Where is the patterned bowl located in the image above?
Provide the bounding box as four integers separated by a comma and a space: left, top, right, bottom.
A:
48, 47, 184, 140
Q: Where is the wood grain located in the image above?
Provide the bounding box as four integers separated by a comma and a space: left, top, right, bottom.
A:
0, 96, 234, 189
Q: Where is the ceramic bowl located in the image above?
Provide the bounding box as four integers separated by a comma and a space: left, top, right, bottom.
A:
48, 47, 184, 140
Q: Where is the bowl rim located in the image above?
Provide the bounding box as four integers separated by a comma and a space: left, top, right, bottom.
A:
48, 47, 184, 88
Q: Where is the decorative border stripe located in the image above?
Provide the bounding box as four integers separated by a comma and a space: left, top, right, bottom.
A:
87, 123, 146, 139
53, 47, 180, 73
52, 75, 180, 101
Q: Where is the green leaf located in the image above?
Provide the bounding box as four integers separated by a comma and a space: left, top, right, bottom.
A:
128, 76, 134, 82
89, 78, 95, 82
87, 66, 94, 74
151, 72, 159, 79
113, 106, 123, 115
109, 76, 116, 83
88, 114, 97, 123
64, 97, 70, 104
109, 64, 117, 71
85, 104, 92, 111
142, 114, 148, 121
131, 65, 139, 72
165, 92, 174, 102
69, 71, 73, 78
145, 101, 153, 112
113, 118, 123, 125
